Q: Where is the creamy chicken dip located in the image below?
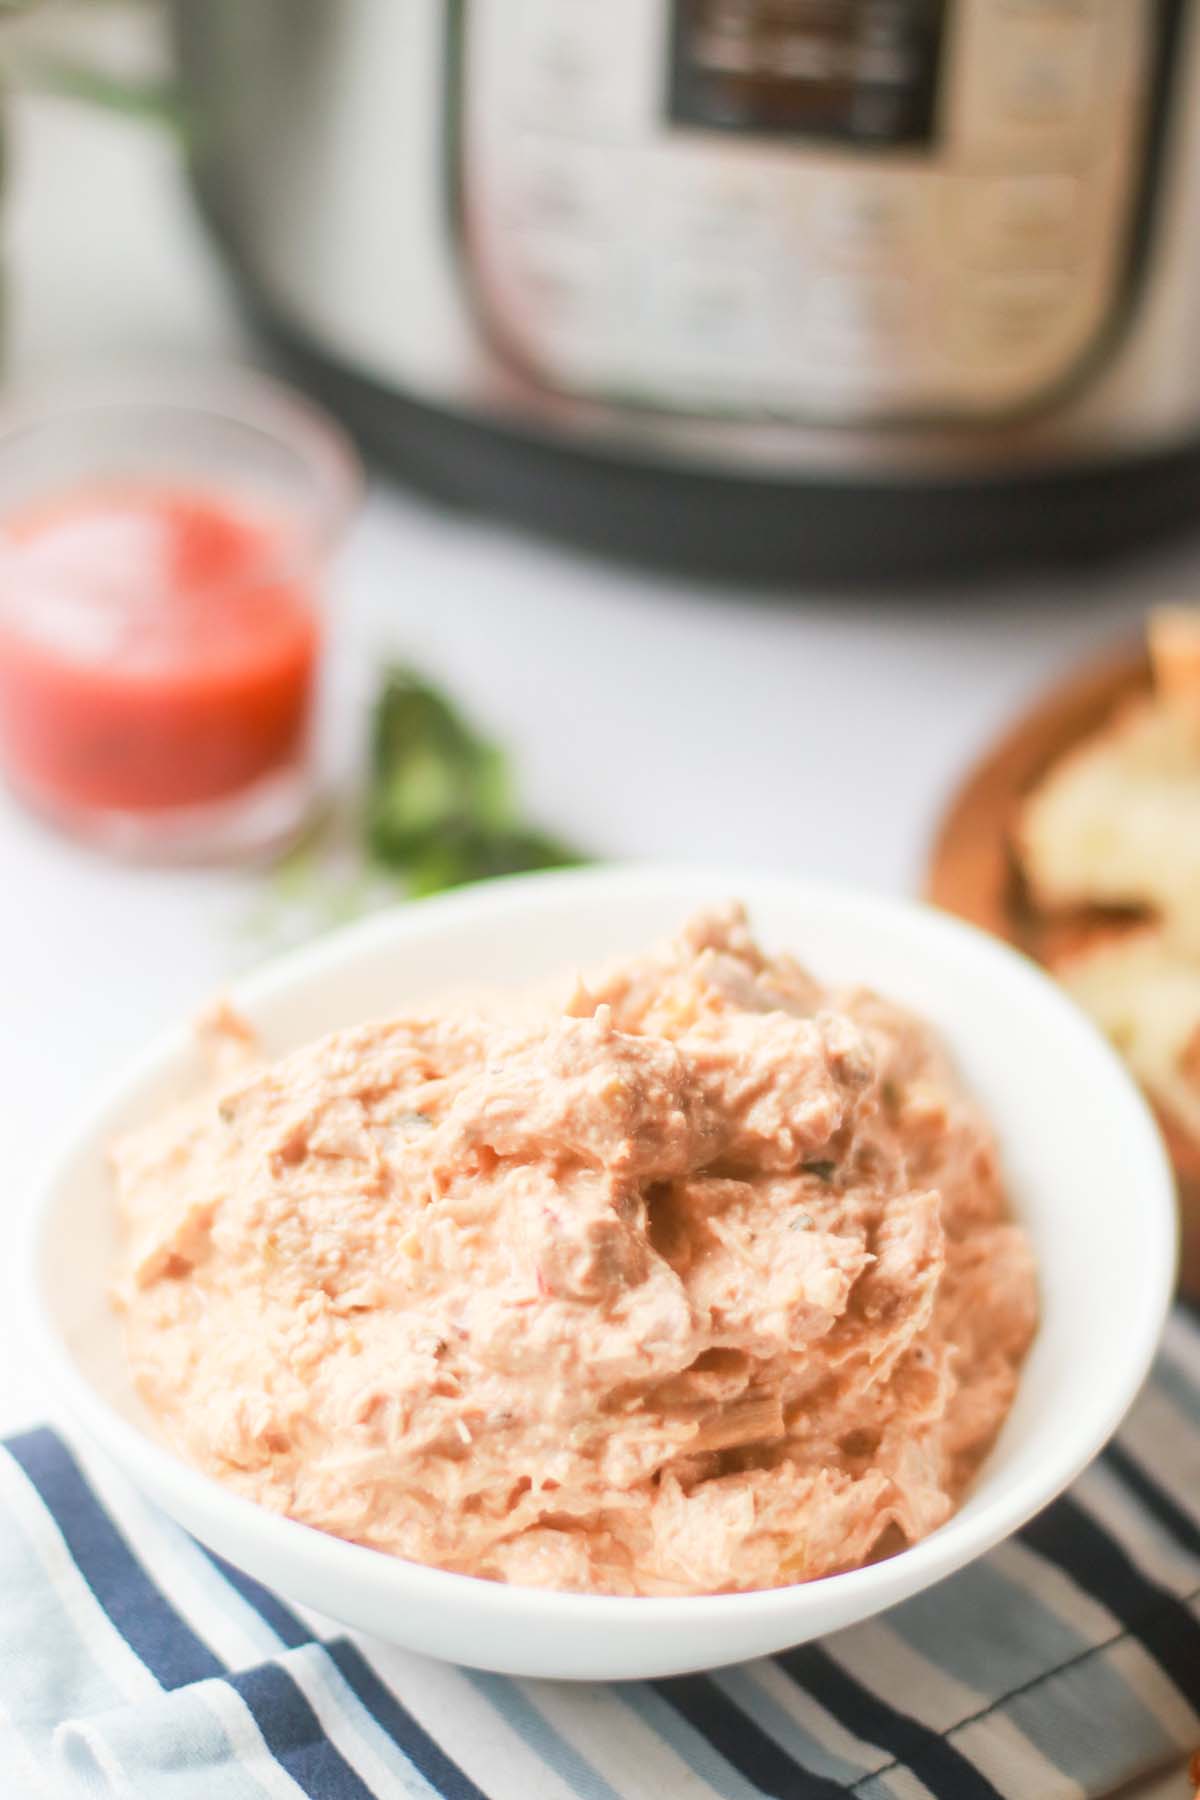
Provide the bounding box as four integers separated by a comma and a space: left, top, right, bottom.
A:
112, 908, 1037, 1596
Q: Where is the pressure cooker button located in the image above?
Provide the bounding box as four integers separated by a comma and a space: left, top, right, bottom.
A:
492, 241, 626, 359
959, 174, 1081, 269
814, 178, 926, 269
652, 162, 774, 265
513, 0, 660, 139
986, 14, 1098, 132
650, 265, 769, 360
804, 273, 915, 356
954, 272, 1075, 364
499, 139, 626, 251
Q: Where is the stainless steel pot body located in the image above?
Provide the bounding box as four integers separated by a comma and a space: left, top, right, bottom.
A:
174, 1, 1200, 575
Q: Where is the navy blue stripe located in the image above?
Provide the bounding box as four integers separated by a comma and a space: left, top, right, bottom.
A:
777, 1645, 1004, 1800
1103, 1442, 1200, 1559
325, 1639, 490, 1800
5, 1428, 223, 1689
654, 1673, 846, 1799
203, 1545, 316, 1649
228, 1661, 376, 1798
1021, 1494, 1200, 1705
202, 1539, 488, 1800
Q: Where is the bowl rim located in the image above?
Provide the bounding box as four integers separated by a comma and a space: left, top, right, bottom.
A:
20, 862, 1178, 1630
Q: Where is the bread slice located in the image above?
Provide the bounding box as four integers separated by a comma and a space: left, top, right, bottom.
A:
1053, 927, 1200, 1144
1017, 697, 1200, 929
1053, 926, 1200, 1287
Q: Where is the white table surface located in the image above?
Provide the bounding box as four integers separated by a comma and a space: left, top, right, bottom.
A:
1, 61, 1197, 1800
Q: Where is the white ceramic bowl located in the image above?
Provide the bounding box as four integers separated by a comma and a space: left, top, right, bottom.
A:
22, 866, 1176, 1680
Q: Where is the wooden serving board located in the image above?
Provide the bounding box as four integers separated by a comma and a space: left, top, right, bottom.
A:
925, 644, 1200, 1298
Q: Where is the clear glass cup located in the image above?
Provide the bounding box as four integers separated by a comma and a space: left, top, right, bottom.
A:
0, 366, 361, 861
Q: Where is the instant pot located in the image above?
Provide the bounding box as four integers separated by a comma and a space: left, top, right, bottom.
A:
173, 0, 1200, 580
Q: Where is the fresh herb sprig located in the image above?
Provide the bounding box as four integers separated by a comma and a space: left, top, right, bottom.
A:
245, 665, 587, 952
367, 669, 582, 896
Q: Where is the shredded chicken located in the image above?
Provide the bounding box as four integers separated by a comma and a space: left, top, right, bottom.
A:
112, 906, 1037, 1596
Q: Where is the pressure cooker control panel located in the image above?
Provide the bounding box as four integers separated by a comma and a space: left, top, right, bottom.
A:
459, 0, 1158, 422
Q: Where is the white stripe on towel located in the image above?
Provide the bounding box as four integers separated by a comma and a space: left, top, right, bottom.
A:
987, 1538, 1118, 1644
0, 1447, 156, 1703
718, 1658, 881, 1785
69, 1434, 274, 1671
354, 1643, 588, 1800
829, 1620, 981, 1733
946, 1710, 1085, 1800
278, 1644, 442, 1800
196, 1681, 311, 1800
1104, 1630, 1200, 1749
1073, 1463, 1200, 1598
832, 1617, 1071, 1799
517, 1675, 725, 1800
0, 1691, 61, 1799
1113, 1387, 1200, 1532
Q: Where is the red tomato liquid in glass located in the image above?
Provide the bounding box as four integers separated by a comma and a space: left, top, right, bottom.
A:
0, 484, 320, 813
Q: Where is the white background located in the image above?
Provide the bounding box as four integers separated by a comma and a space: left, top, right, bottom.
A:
1, 73, 1194, 1460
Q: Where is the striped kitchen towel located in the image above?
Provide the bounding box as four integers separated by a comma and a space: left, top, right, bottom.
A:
2, 1306, 1198, 1800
